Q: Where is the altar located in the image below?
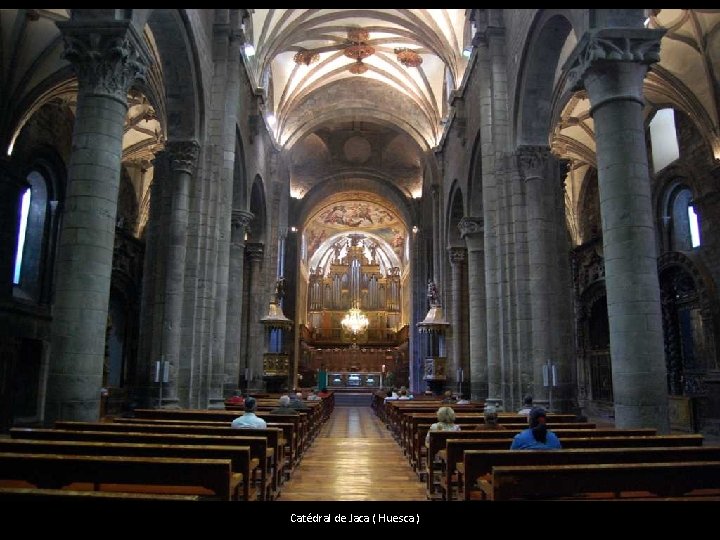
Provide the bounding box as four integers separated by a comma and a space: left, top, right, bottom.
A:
328, 371, 382, 388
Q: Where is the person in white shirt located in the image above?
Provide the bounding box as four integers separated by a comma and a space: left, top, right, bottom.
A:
517, 395, 533, 416
231, 396, 267, 429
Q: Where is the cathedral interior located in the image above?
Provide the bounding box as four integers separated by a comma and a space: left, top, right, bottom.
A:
1, 8, 720, 437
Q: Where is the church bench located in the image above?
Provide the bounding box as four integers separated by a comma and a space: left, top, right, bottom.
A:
11, 428, 273, 501
416, 424, 634, 482
56, 421, 282, 500
130, 408, 313, 461
0, 452, 239, 500
424, 428, 657, 497
409, 420, 596, 471
0, 438, 256, 501
483, 461, 720, 500
460, 434, 706, 500
461, 445, 720, 501
114, 417, 299, 478
0, 487, 201, 501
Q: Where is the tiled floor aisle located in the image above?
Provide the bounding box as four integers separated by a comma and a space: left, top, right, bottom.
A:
277, 406, 427, 501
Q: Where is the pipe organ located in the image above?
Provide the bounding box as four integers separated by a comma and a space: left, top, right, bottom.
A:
307, 236, 401, 342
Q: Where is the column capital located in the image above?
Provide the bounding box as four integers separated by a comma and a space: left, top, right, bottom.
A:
57, 20, 151, 102
448, 246, 467, 265
246, 242, 264, 262
231, 209, 254, 244
564, 28, 665, 109
516, 145, 552, 181
458, 216, 483, 237
166, 140, 200, 174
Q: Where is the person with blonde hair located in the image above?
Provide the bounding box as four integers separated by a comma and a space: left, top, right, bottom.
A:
425, 406, 461, 447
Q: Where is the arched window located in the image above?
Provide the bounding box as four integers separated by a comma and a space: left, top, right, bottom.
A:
13, 187, 31, 284
13, 170, 50, 303
666, 185, 701, 251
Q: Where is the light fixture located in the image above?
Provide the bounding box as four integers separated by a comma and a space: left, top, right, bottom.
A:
348, 59, 368, 75
344, 27, 374, 74
244, 43, 256, 57
462, 46, 472, 58
394, 47, 423, 68
293, 48, 320, 66
266, 114, 276, 126
290, 226, 298, 232
341, 301, 369, 335
412, 225, 419, 234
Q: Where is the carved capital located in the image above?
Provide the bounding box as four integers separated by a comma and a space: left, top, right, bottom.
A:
167, 140, 200, 174
564, 28, 665, 93
57, 20, 151, 102
458, 216, 483, 238
517, 145, 552, 181
231, 209, 254, 243
448, 246, 467, 265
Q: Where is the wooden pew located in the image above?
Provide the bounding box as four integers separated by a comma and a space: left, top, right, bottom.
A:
460, 434, 706, 500
0, 453, 239, 500
424, 428, 657, 497
487, 461, 720, 500
11, 428, 272, 501
55, 420, 282, 500
0, 438, 256, 501
0, 487, 201, 501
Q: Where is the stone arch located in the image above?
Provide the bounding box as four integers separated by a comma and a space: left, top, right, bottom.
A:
297, 176, 415, 231
143, 9, 204, 141
515, 12, 577, 146
232, 129, 248, 210
467, 129, 483, 217
446, 181, 464, 246
248, 175, 267, 245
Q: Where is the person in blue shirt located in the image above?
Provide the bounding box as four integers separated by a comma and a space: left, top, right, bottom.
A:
231, 396, 267, 429
510, 407, 562, 450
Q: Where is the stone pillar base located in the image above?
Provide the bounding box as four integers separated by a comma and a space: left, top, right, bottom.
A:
207, 398, 226, 410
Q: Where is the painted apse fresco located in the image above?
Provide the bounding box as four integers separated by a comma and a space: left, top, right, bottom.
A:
303, 192, 408, 267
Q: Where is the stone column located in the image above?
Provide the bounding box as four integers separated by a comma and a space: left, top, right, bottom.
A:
430, 185, 441, 287
566, 27, 669, 431
159, 140, 199, 407
518, 146, 554, 408
223, 209, 253, 396
459, 217, 487, 400
245, 243, 265, 390
448, 246, 467, 391
0, 161, 29, 299
46, 21, 149, 423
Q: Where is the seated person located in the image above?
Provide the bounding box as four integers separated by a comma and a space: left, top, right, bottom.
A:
317, 387, 330, 398
517, 395, 534, 416
384, 387, 399, 401
425, 406, 461, 447
307, 388, 321, 401
476, 405, 506, 430
398, 388, 412, 400
226, 389, 244, 405
269, 394, 299, 415
455, 393, 470, 405
510, 407, 561, 450
231, 396, 267, 429
441, 390, 456, 403
289, 391, 309, 410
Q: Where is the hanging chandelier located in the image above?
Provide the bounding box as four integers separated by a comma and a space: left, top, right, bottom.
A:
341, 302, 369, 335
394, 47, 423, 68
293, 48, 320, 66
344, 27, 374, 74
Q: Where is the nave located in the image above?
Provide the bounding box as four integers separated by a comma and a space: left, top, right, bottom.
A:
278, 407, 426, 501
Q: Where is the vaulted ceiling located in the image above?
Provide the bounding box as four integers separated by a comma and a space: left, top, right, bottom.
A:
246, 9, 470, 151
